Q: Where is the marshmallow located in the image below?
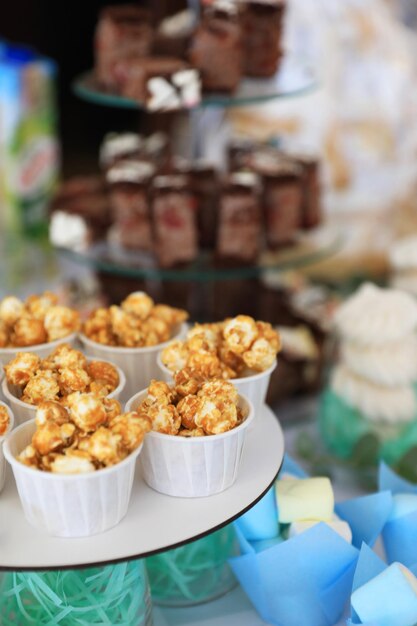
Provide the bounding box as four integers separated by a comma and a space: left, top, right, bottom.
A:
288, 518, 352, 544
351, 563, 417, 626
275, 477, 334, 524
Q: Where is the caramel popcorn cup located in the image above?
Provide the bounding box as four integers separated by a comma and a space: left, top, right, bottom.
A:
157, 355, 277, 419
0, 333, 78, 368
79, 323, 187, 403
0, 401, 14, 494
126, 390, 254, 498
1, 359, 126, 426
3, 419, 143, 537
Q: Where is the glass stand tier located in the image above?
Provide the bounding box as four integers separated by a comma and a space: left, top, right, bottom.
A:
72, 55, 316, 111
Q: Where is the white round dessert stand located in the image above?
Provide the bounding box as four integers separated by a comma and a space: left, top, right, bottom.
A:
0, 405, 284, 571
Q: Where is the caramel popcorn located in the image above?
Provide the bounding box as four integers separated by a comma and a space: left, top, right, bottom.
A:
82, 292, 188, 348
4, 345, 120, 406
138, 377, 246, 437
0, 405, 10, 436
161, 316, 281, 381
4, 352, 40, 386
17, 395, 149, 474
0, 292, 80, 347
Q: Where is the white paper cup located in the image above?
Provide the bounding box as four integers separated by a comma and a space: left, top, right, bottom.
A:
79, 323, 187, 402
126, 389, 254, 498
1, 359, 126, 426
0, 401, 14, 494
3, 419, 143, 537
0, 333, 78, 368
157, 354, 277, 419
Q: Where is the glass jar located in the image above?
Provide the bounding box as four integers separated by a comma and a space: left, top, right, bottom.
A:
0, 558, 152, 626
146, 524, 239, 607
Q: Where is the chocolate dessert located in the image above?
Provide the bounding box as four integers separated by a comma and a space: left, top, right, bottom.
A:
95, 5, 153, 89
240, 0, 285, 78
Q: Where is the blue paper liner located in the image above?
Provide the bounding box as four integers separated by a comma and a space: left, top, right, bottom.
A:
347, 544, 417, 626
231, 456, 392, 626
379, 463, 417, 567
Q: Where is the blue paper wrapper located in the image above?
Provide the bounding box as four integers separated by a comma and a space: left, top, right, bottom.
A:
347, 544, 417, 626
231, 456, 392, 626
379, 463, 417, 567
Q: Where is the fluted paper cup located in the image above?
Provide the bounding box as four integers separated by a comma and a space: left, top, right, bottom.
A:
79, 323, 187, 403
0, 401, 14, 494
1, 358, 126, 426
157, 354, 277, 419
3, 419, 143, 537
126, 390, 254, 498
0, 333, 78, 368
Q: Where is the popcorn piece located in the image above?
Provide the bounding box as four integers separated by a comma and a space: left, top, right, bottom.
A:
49, 450, 96, 474
22, 370, 60, 405
0, 296, 24, 327
256, 321, 281, 353
110, 412, 151, 451
43, 305, 80, 341
186, 323, 221, 351
174, 368, 201, 396
4, 352, 41, 386
121, 291, 154, 319
83, 308, 115, 345
186, 351, 224, 379
85, 427, 126, 466
66, 392, 107, 432
152, 304, 188, 326
217, 345, 245, 376
32, 421, 76, 456
141, 316, 171, 345
44, 344, 87, 370
17, 444, 40, 469
177, 394, 201, 429
26, 292, 58, 320
351, 562, 417, 626
146, 403, 181, 435
223, 315, 258, 354
109, 305, 143, 347
35, 401, 69, 426
161, 340, 188, 372
12, 317, 47, 347
198, 379, 238, 403
102, 397, 122, 421
242, 337, 277, 371
275, 477, 334, 524
178, 427, 205, 437
0, 406, 10, 436
58, 367, 91, 395
194, 397, 238, 435
86, 360, 119, 393
147, 379, 175, 405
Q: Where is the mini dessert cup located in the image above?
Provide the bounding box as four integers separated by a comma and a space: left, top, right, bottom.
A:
157, 354, 277, 419
2, 358, 126, 426
3, 419, 143, 537
79, 323, 187, 402
0, 333, 78, 368
0, 401, 14, 493
126, 390, 254, 498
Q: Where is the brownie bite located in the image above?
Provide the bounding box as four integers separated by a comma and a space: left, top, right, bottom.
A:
189, 1, 243, 93
151, 175, 198, 267
240, 0, 286, 78
107, 160, 156, 251
216, 172, 262, 263
95, 5, 154, 89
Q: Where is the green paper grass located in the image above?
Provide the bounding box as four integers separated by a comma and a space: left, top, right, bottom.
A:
146, 525, 238, 606
0, 560, 150, 625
